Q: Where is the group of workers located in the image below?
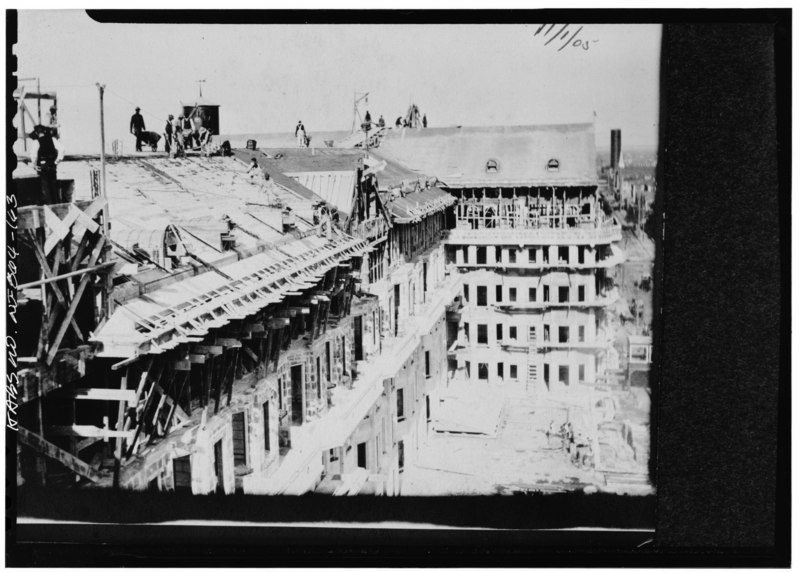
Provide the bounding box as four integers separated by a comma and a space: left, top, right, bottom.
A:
361, 110, 429, 132
545, 420, 593, 468
130, 107, 214, 156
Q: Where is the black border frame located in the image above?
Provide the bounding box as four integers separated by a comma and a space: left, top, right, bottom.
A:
6, 8, 790, 567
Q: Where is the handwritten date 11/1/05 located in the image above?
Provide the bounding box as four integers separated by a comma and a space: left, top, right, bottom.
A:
534, 24, 597, 52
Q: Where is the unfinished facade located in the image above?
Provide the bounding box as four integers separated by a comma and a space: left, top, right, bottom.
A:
374, 124, 624, 396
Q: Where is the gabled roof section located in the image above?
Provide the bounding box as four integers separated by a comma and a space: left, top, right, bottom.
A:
366, 151, 431, 191
377, 123, 598, 188
385, 187, 455, 224
238, 148, 365, 219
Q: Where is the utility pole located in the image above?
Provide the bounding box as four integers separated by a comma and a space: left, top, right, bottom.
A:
96, 83, 109, 233
36, 77, 41, 123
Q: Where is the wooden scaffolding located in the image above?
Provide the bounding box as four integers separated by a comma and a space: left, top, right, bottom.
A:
16, 191, 115, 486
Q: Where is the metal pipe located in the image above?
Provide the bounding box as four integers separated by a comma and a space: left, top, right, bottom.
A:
18, 260, 117, 290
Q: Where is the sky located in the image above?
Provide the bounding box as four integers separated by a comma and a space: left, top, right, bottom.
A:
15, 12, 661, 154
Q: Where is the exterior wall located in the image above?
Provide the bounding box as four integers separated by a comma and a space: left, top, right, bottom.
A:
459, 244, 607, 268
120, 410, 236, 495
462, 269, 600, 306
446, 185, 617, 399
118, 215, 455, 496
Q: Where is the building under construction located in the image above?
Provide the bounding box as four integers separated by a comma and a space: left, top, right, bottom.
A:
14, 102, 643, 494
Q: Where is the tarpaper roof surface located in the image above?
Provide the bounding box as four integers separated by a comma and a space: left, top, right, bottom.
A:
377, 123, 599, 188
57, 155, 319, 268
385, 187, 456, 223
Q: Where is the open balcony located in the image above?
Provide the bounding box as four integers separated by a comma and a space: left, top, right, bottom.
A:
446, 200, 622, 246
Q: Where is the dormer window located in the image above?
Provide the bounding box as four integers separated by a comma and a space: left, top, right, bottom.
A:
547, 158, 560, 172
486, 159, 500, 173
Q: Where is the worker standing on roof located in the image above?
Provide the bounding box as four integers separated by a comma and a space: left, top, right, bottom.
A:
260, 172, 277, 204
295, 120, 307, 148
171, 115, 184, 158
164, 114, 174, 154
247, 157, 260, 182
28, 125, 65, 204
364, 110, 372, 132
377, 115, 385, 128
181, 114, 194, 149
423, 114, 428, 128
130, 107, 146, 152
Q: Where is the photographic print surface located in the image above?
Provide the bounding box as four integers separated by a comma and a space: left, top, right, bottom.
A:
10, 12, 658, 505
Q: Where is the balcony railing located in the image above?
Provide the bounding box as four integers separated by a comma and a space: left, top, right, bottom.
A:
350, 216, 389, 242
447, 217, 621, 245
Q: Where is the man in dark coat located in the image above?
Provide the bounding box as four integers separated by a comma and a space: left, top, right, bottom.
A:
130, 107, 146, 152
29, 125, 64, 204
164, 114, 173, 153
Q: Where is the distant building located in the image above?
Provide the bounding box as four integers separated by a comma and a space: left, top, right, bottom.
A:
375, 123, 624, 395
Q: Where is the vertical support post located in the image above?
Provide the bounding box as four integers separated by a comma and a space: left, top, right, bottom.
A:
96, 84, 109, 235
96, 83, 112, 322
113, 369, 128, 488
20, 95, 27, 152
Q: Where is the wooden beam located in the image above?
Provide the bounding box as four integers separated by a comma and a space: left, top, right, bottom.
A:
163, 371, 190, 434
216, 338, 243, 348
77, 437, 102, 452
46, 235, 107, 365
225, 348, 240, 407
18, 426, 102, 483
242, 345, 259, 364
18, 260, 117, 290
74, 388, 136, 402
151, 381, 189, 423
48, 425, 135, 439
196, 344, 223, 356
26, 230, 84, 341
113, 369, 129, 488
125, 363, 164, 459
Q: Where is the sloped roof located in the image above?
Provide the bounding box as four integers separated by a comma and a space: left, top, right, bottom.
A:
94, 232, 369, 358
377, 123, 598, 188
366, 151, 430, 191
232, 149, 322, 202
385, 187, 456, 223
287, 171, 358, 218
257, 147, 364, 172
58, 155, 319, 273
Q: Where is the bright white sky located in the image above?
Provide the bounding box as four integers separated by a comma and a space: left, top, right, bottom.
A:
15, 12, 661, 154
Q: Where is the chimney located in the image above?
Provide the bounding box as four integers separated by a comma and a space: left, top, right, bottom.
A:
610, 129, 622, 169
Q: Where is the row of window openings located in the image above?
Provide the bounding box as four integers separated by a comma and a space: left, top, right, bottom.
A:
330, 439, 405, 472
171, 405, 271, 493
465, 362, 586, 382
467, 246, 590, 265
465, 284, 586, 304
177, 359, 433, 489
465, 323, 586, 344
